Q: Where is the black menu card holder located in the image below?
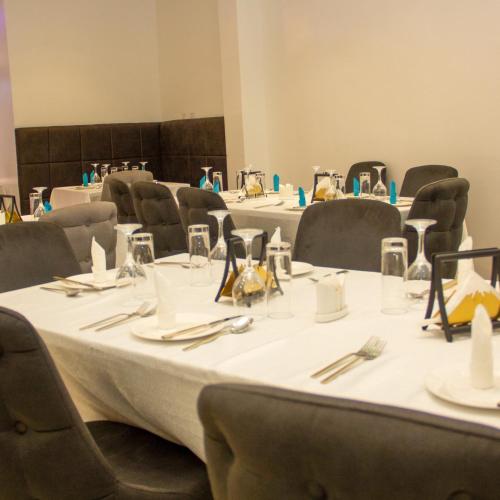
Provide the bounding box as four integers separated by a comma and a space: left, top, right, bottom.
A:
0, 194, 22, 223
423, 247, 500, 342
311, 172, 330, 201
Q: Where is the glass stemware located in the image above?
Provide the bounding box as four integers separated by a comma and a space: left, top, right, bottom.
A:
100, 165, 109, 179
92, 163, 101, 183
140, 161, 148, 171
359, 172, 371, 197
405, 219, 437, 300
122, 161, 130, 171
372, 166, 387, 198
115, 224, 145, 285
32, 187, 47, 219
231, 228, 265, 317
201, 166, 213, 191
208, 210, 230, 260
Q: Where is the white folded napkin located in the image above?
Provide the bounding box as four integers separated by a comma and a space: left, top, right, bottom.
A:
91, 237, 107, 283
0, 210, 5, 225
470, 305, 494, 389
154, 270, 176, 329
270, 226, 281, 244
457, 236, 474, 284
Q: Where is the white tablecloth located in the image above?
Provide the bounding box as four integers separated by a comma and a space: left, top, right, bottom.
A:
0, 255, 498, 461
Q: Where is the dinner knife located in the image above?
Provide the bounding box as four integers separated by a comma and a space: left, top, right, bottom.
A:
162, 315, 243, 340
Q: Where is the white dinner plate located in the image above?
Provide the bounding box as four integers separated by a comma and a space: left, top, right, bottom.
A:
291, 261, 314, 276
425, 365, 500, 410
131, 313, 225, 342
62, 273, 131, 290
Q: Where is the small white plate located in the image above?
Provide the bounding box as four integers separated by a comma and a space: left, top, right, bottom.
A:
425, 365, 500, 410
131, 313, 224, 342
291, 261, 314, 276
64, 273, 131, 290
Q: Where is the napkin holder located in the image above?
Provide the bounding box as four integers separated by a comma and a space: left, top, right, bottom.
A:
215, 232, 268, 302
423, 247, 500, 342
0, 195, 22, 223
311, 172, 330, 201
236, 170, 263, 190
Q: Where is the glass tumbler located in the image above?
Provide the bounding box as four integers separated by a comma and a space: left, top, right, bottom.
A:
213, 171, 224, 191
131, 233, 155, 300
266, 241, 293, 319
359, 172, 371, 197
188, 224, 212, 286
381, 237, 408, 314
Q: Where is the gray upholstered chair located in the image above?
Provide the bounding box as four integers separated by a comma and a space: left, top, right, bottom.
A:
0, 222, 80, 293
403, 178, 469, 278
293, 199, 401, 272
101, 170, 154, 202
107, 177, 139, 223
131, 181, 187, 258
0, 306, 212, 499
177, 187, 236, 249
400, 165, 458, 197
345, 161, 386, 193
199, 383, 500, 500
40, 201, 117, 273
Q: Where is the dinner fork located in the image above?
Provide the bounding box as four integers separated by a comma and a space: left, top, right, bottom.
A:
320, 338, 387, 384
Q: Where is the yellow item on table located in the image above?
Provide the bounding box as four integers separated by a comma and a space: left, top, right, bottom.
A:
221, 264, 275, 298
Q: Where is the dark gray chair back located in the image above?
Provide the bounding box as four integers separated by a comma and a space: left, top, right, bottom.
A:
131, 181, 187, 258
0, 222, 80, 292
403, 178, 469, 278
199, 383, 500, 500
345, 161, 386, 193
107, 177, 138, 223
40, 201, 117, 272
101, 169, 154, 202
293, 199, 401, 272
177, 187, 236, 248
400, 165, 458, 197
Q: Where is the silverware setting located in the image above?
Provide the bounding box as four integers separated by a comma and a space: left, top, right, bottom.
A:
311, 336, 386, 384
308, 270, 348, 282
41, 286, 83, 297
162, 315, 243, 340
155, 261, 191, 269
407, 279, 457, 300
254, 200, 285, 209
52, 275, 122, 291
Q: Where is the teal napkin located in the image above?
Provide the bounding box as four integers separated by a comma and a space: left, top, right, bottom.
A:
43, 201, 52, 212
353, 177, 360, 197
273, 174, 280, 192
214, 179, 220, 193
83, 172, 89, 187
90, 170, 95, 184
298, 187, 306, 207
390, 181, 397, 204
199, 175, 206, 188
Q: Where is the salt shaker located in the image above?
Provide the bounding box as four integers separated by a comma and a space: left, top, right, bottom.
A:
315, 274, 348, 322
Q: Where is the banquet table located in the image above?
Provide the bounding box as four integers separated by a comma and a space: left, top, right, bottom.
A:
0, 255, 498, 461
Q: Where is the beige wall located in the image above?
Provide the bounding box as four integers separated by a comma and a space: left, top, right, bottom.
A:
220, 0, 500, 257
4, 0, 162, 127
156, 0, 223, 121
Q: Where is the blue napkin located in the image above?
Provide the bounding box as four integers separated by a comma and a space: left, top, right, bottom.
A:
90, 170, 95, 184
273, 174, 280, 192
199, 175, 206, 188
214, 179, 220, 193
353, 177, 360, 197
83, 172, 89, 187
298, 187, 306, 207
43, 201, 52, 212
390, 181, 397, 204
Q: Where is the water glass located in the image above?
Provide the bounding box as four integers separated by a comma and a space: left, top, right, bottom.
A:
213, 171, 224, 191
131, 233, 155, 299
110, 166, 118, 174
381, 237, 408, 314
100, 165, 109, 179
188, 224, 212, 286
29, 193, 41, 215
266, 242, 293, 319
359, 172, 371, 197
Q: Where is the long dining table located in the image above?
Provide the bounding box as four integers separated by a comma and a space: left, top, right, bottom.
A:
0, 254, 498, 461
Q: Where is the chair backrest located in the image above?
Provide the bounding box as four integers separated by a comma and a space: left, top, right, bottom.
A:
403, 178, 469, 278
199, 383, 500, 500
131, 181, 187, 258
177, 187, 236, 248
100, 170, 153, 202
0, 222, 80, 292
293, 199, 401, 271
400, 165, 458, 198
345, 161, 386, 193
40, 202, 117, 273
0, 306, 119, 498
107, 177, 138, 223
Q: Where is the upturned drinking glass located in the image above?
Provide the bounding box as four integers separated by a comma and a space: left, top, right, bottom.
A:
115, 223, 145, 284
32, 187, 47, 219
100, 165, 109, 179
381, 237, 408, 314
359, 172, 371, 197
201, 166, 213, 191
92, 163, 101, 183
131, 232, 155, 300
122, 161, 130, 171
266, 241, 293, 319
208, 210, 230, 260
372, 166, 387, 198
188, 224, 212, 286
405, 219, 437, 300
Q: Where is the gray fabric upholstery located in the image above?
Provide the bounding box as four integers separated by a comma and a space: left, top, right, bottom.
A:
0, 306, 212, 499
131, 182, 187, 258
101, 169, 154, 202
404, 178, 469, 278
0, 222, 80, 293
400, 165, 458, 197
40, 202, 117, 273
199, 383, 500, 500
345, 161, 386, 193
177, 187, 236, 249
293, 199, 401, 272
107, 177, 139, 223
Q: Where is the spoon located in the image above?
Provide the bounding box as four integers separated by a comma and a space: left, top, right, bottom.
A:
41, 286, 83, 297
183, 316, 253, 351
95, 302, 157, 331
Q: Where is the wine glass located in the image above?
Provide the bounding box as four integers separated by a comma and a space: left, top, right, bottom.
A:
208, 210, 230, 260
140, 161, 148, 171
132, 165, 139, 171
359, 172, 371, 197
131, 232, 155, 300
201, 166, 213, 191
92, 163, 101, 183
231, 228, 266, 318
335, 175, 346, 199
32, 187, 47, 219
372, 166, 387, 198
100, 165, 109, 179
122, 161, 130, 171
115, 224, 145, 285
405, 219, 437, 301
